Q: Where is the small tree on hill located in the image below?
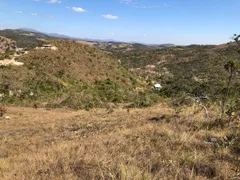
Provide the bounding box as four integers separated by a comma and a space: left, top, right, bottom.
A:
233, 34, 240, 47
221, 34, 240, 117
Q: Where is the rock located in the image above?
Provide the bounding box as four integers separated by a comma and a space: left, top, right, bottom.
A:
5, 116, 10, 120
9, 90, 14, 97
209, 137, 217, 143
0, 59, 24, 67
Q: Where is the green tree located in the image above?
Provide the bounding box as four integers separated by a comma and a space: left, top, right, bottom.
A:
221, 35, 240, 117
233, 34, 240, 47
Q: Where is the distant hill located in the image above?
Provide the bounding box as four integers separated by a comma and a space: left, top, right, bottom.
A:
86, 41, 175, 53
149, 43, 175, 48
19, 28, 42, 33
20, 28, 74, 39
0, 29, 56, 48
0, 28, 175, 51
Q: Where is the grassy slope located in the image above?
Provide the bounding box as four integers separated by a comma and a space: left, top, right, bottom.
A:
0, 104, 239, 179
0, 40, 142, 108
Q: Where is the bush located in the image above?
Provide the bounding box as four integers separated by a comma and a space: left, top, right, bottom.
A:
231, 133, 240, 155
131, 92, 159, 108
95, 78, 125, 103
170, 92, 194, 107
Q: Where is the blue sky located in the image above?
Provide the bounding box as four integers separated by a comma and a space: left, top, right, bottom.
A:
0, 0, 239, 45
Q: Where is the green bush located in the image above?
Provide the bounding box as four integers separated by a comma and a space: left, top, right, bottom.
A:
131, 91, 159, 108
95, 78, 125, 103
231, 133, 240, 155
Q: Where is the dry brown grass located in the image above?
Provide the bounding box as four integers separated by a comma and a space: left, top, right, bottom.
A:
0, 104, 239, 179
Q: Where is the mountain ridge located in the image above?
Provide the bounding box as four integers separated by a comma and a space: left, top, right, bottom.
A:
18, 28, 175, 47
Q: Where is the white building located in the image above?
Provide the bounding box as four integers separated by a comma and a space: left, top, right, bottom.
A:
154, 83, 162, 89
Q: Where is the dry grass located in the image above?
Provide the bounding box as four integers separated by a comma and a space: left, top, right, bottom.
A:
0, 104, 239, 179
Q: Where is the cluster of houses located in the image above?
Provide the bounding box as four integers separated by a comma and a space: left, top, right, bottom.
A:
35, 44, 58, 51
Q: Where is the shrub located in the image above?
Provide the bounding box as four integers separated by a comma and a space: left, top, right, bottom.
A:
131, 91, 159, 108
231, 133, 240, 155
95, 78, 125, 103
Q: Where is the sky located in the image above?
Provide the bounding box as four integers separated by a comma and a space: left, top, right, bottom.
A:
0, 0, 239, 45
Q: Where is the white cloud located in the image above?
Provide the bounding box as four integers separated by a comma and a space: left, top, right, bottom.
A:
16, 11, 23, 14
121, 0, 164, 9
72, 7, 86, 12
120, 0, 137, 5
48, 0, 61, 4
102, 14, 118, 20
134, 5, 161, 9
31, 13, 38, 16
120, 0, 133, 4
